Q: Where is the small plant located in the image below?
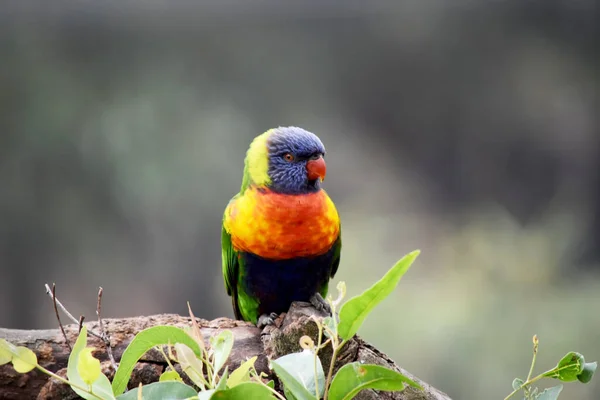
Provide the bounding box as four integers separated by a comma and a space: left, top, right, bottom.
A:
268, 250, 423, 400
109, 303, 277, 400
1, 325, 115, 400
504, 334, 597, 400
2, 249, 596, 399
1, 303, 276, 400
0, 250, 422, 399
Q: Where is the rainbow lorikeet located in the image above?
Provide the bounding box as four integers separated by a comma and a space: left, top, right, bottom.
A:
222, 127, 341, 328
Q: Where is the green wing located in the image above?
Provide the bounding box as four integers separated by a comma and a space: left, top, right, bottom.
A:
221, 196, 242, 320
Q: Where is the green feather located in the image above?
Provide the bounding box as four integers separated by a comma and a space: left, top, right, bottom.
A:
221, 196, 241, 319
240, 130, 272, 194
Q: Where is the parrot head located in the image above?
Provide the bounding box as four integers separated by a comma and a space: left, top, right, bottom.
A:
242, 127, 327, 194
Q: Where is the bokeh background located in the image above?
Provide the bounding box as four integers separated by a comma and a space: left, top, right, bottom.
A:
1, 1, 599, 398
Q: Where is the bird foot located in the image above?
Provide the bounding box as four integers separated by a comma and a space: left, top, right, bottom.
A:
310, 292, 332, 315
257, 312, 279, 329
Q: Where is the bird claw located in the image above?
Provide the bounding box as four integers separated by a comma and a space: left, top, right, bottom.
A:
310, 293, 332, 315
257, 312, 279, 328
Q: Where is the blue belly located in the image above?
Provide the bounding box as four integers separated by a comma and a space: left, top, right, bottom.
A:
239, 247, 337, 316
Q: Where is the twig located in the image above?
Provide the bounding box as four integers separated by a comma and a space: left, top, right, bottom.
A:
44, 283, 119, 373
44, 284, 78, 325
51, 283, 72, 351
78, 316, 85, 333
96, 287, 118, 371
43, 283, 103, 340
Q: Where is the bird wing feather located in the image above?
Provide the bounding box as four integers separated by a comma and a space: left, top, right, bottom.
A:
221, 195, 243, 320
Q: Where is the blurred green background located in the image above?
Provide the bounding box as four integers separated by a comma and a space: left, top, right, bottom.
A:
1, 1, 599, 399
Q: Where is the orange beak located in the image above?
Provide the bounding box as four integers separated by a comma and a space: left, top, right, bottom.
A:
306, 157, 326, 182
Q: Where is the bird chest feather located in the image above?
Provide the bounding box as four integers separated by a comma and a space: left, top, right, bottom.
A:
225, 187, 340, 260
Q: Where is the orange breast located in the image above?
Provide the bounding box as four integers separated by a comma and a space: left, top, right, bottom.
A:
225, 188, 340, 260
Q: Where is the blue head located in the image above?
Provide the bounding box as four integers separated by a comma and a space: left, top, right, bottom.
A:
267, 127, 327, 194
242, 126, 328, 194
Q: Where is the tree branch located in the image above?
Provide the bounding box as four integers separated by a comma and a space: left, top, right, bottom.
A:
0, 303, 452, 400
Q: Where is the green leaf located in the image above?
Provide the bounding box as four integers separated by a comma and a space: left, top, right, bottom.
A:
577, 361, 597, 383
67, 326, 115, 400
174, 343, 207, 389
112, 326, 201, 395
328, 362, 422, 400
338, 250, 420, 340
12, 346, 38, 373
215, 367, 229, 391
228, 356, 257, 387
115, 381, 197, 400
543, 352, 585, 382
78, 347, 102, 385
271, 350, 324, 399
512, 378, 524, 391
159, 370, 183, 382
535, 384, 563, 400
0, 340, 12, 365
198, 389, 217, 400
66, 326, 87, 394
0, 339, 38, 373
270, 355, 318, 400
210, 330, 234, 373
210, 382, 276, 399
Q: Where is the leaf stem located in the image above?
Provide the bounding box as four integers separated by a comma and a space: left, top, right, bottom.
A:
157, 346, 178, 377
262, 381, 287, 400
35, 364, 105, 400
503, 374, 544, 400
204, 351, 215, 387
211, 360, 218, 387
526, 335, 539, 382
321, 295, 344, 400
323, 339, 344, 400
314, 320, 323, 399
508, 359, 585, 400
250, 371, 286, 400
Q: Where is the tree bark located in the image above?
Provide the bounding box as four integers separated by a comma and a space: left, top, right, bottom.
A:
0, 303, 451, 400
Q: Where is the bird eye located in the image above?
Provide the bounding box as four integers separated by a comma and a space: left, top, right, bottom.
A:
309, 153, 322, 160
283, 153, 295, 162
